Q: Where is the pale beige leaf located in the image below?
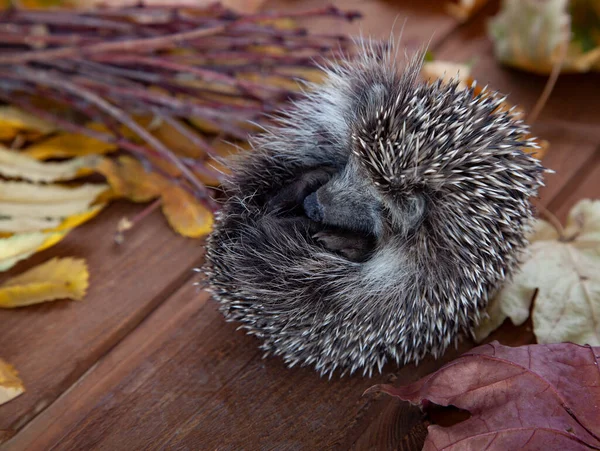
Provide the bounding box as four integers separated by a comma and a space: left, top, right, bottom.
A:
475, 199, 600, 345
0, 145, 99, 182
0, 231, 67, 272
0, 181, 107, 218
0, 257, 89, 308
0, 359, 25, 406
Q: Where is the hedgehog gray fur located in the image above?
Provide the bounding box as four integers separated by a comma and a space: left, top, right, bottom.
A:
203, 40, 546, 377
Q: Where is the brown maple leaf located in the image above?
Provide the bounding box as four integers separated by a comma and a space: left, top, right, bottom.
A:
366, 342, 600, 450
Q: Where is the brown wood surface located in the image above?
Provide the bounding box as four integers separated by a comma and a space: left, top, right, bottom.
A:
1, 0, 599, 450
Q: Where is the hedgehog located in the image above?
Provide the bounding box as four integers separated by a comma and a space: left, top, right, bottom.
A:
202, 40, 546, 377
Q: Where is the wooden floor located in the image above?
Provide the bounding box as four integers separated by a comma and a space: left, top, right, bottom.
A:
1, 1, 599, 450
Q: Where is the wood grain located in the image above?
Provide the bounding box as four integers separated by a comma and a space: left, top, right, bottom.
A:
0, 202, 204, 442
1, 0, 599, 450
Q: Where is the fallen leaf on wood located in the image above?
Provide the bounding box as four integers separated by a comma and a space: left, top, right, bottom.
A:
96, 156, 162, 202
475, 199, 600, 345
0, 257, 88, 308
0, 205, 103, 234
367, 341, 600, 451
161, 185, 213, 238
489, 0, 600, 74
0, 105, 54, 141
96, 156, 213, 238
22, 131, 118, 160
0, 359, 25, 407
0, 181, 107, 220
0, 145, 98, 182
0, 231, 67, 271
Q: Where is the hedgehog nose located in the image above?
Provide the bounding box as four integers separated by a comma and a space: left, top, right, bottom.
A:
303, 192, 323, 222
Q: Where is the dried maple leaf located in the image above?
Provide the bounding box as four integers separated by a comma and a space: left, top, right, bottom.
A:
0, 359, 25, 407
475, 199, 600, 345
0, 257, 88, 307
367, 342, 600, 450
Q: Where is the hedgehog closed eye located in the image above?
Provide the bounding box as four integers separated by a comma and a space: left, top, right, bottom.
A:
203, 39, 546, 377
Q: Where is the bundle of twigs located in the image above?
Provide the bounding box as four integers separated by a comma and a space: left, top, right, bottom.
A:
0, 3, 360, 210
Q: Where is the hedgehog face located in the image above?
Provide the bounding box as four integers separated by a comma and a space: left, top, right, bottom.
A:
203, 43, 545, 377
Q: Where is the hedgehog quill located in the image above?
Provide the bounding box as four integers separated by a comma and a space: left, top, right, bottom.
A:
203, 41, 546, 377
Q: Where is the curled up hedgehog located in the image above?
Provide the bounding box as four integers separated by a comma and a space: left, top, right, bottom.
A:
203, 41, 546, 377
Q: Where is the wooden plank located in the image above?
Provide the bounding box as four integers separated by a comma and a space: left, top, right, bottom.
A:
551, 146, 600, 221
4, 283, 385, 451
3, 0, 463, 448
0, 202, 204, 442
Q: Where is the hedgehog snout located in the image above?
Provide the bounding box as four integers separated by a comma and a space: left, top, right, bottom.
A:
303, 192, 323, 222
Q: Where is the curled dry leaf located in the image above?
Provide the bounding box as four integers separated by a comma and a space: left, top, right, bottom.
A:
475, 199, 600, 345
0, 145, 98, 183
0, 257, 88, 308
161, 185, 213, 238
367, 342, 600, 451
0, 359, 25, 407
96, 156, 213, 238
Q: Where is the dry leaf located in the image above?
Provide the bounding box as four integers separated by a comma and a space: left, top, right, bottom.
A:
489, 0, 600, 74
0, 359, 25, 407
368, 342, 600, 450
0, 231, 67, 271
22, 131, 118, 160
475, 199, 600, 345
0, 204, 104, 234
0, 257, 88, 307
96, 156, 163, 202
0, 145, 98, 182
96, 156, 214, 238
0, 181, 107, 220
161, 185, 213, 238
0, 105, 55, 141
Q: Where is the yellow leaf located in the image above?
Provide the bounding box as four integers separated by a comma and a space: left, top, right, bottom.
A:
0, 145, 98, 182
151, 120, 204, 159
161, 185, 213, 238
96, 156, 163, 202
0, 181, 107, 220
22, 132, 118, 160
0, 359, 25, 407
0, 257, 88, 308
0, 205, 104, 234
0, 106, 55, 141
0, 232, 62, 271
50, 205, 104, 232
